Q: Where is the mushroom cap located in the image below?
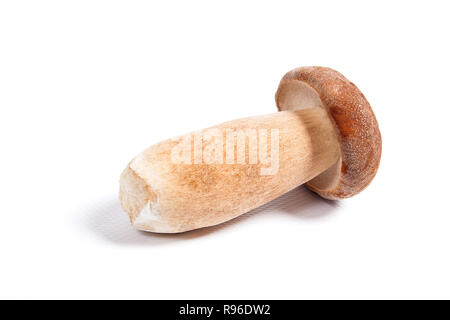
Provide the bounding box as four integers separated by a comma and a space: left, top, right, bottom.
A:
275, 66, 381, 199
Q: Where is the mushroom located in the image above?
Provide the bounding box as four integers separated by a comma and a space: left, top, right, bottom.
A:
119, 66, 382, 233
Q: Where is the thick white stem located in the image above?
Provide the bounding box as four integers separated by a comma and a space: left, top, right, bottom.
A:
119, 108, 340, 233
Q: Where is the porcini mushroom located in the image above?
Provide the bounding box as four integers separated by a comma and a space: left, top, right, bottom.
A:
119, 66, 382, 233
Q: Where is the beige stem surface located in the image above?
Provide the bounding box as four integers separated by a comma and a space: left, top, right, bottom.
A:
119, 108, 340, 233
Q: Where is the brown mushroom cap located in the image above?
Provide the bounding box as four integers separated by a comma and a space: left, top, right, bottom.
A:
275, 66, 381, 199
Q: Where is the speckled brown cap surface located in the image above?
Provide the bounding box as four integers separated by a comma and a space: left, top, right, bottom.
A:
275, 66, 382, 199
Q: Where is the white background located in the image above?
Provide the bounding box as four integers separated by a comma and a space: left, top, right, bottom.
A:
1, 1, 449, 299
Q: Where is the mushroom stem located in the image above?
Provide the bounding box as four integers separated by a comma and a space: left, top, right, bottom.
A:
119, 107, 340, 233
